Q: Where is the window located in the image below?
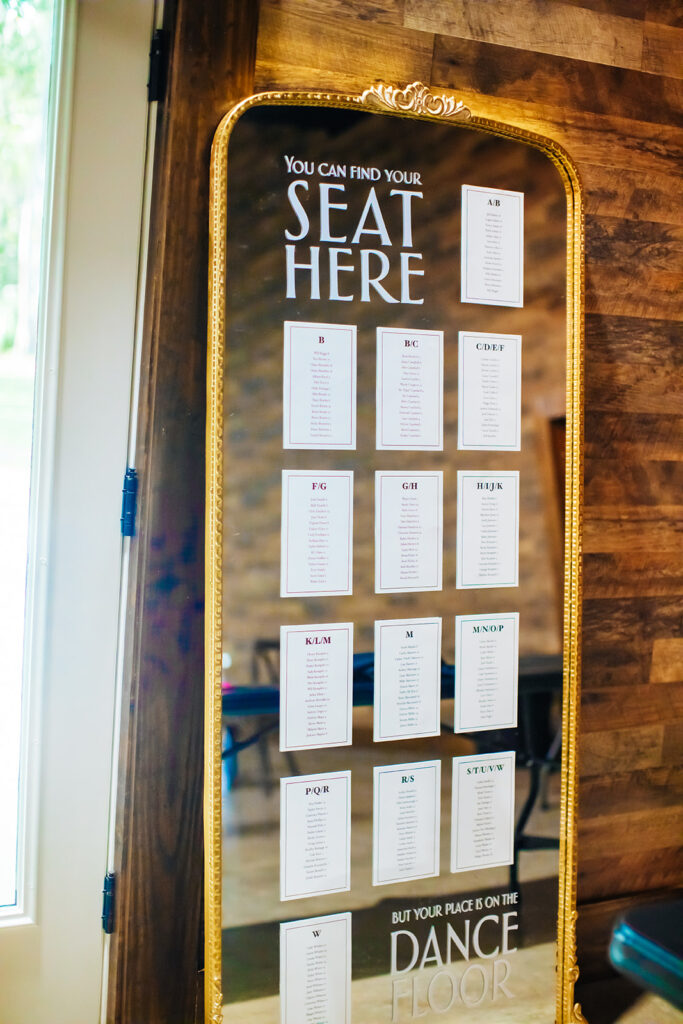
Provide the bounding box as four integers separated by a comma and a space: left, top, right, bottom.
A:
0, 0, 58, 917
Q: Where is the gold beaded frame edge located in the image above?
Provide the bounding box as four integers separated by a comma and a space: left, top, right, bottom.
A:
206, 82, 585, 1024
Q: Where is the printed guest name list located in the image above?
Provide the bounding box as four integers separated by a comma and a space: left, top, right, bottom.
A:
461, 184, 524, 308
283, 320, 357, 450
281, 771, 351, 901
280, 913, 352, 1024
374, 618, 442, 742
451, 751, 516, 872
373, 761, 441, 886
458, 331, 522, 451
455, 613, 519, 733
281, 470, 353, 597
376, 327, 444, 450
376, 471, 443, 593
280, 623, 354, 751
456, 471, 519, 589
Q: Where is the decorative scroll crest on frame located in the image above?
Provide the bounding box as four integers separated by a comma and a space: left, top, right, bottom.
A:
361, 80, 471, 121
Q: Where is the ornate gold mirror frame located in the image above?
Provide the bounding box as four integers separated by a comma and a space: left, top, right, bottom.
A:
206, 81, 584, 1024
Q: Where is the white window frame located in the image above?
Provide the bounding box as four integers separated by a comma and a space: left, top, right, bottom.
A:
0, 0, 76, 928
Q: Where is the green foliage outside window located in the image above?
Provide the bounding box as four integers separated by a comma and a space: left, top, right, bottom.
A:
0, 0, 52, 352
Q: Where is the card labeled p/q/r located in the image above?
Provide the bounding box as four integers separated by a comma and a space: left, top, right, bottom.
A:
456, 471, 519, 590
281, 470, 353, 598
374, 618, 442, 742
376, 327, 444, 450
280, 771, 351, 901
280, 623, 353, 752
280, 913, 351, 1024
373, 761, 441, 886
283, 320, 357, 450
458, 332, 522, 451
461, 185, 524, 308
375, 471, 443, 593
454, 613, 519, 733
451, 751, 515, 873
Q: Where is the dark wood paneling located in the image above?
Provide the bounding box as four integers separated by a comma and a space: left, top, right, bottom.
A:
432, 35, 683, 126
255, 1, 434, 93
107, 3, 259, 1023
579, 849, 683, 903
581, 164, 683, 223
586, 215, 683, 271
584, 411, 683, 461
581, 766, 683, 816
646, 0, 683, 27
406, 0, 648, 71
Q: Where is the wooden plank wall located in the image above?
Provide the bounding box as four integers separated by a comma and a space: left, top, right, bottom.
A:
250, 0, 683, 1010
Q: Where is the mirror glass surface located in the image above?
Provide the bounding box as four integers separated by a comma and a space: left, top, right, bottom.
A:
220, 103, 567, 1023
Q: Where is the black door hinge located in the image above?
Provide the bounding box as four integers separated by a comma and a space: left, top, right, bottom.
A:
121, 467, 138, 537
147, 28, 168, 103
102, 872, 116, 934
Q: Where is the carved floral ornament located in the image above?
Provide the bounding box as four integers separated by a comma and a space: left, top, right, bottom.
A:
361, 80, 472, 122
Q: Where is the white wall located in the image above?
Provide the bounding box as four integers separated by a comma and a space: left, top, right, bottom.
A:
0, 1, 153, 1019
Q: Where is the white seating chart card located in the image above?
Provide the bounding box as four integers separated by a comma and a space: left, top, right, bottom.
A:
280, 470, 353, 597
372, 760, 441, 886
375, 471, 443, 593
458, 331, 522, 451
280, 913, 352, 1024
461, 184, 524, 307
374, 617, 442, 742
454, 613, 519, 733
280, 771, 351, 901
283, 320, 357, 450
280, 623, 353, 752
456, 470, 520, 589
451, 751, 516, 873
376, 326, 444, 450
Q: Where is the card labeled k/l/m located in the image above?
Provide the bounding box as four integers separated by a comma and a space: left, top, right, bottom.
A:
280, 623, 353, 752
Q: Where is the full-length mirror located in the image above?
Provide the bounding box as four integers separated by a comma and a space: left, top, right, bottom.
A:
207, 84, 583, 1024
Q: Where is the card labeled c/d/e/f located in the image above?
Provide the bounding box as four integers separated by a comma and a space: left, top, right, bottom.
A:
458, 331, 521, 451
